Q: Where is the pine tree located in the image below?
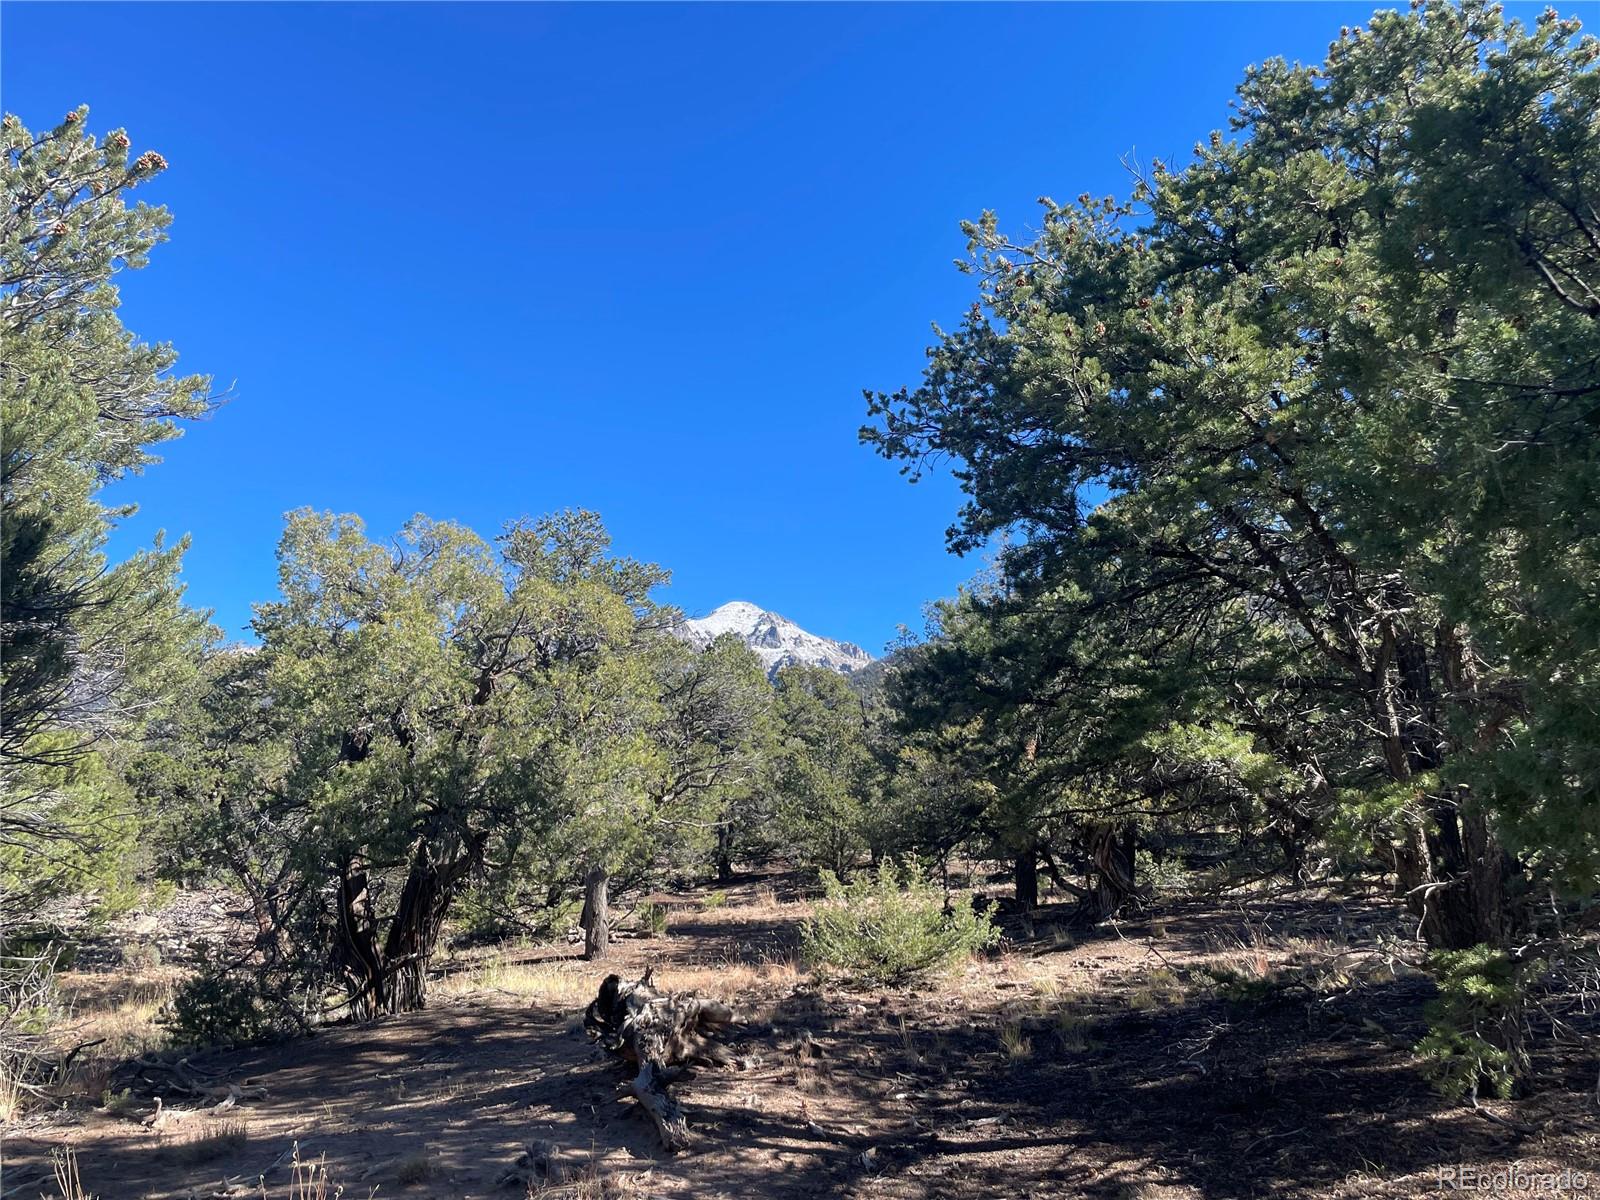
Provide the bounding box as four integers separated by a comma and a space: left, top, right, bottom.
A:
1, 107, 214, 909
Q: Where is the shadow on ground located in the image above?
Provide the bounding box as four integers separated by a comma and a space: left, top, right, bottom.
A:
8, 888, 1597, 1200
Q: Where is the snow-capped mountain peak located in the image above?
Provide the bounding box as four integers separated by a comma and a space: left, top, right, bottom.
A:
678, 601, 873, 678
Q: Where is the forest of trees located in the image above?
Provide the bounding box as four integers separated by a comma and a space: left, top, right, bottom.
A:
3, 1, 1596, 1112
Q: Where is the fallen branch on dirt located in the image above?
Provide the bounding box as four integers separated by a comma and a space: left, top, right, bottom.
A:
129, 1054, 269, 1106
583, 967, 742, 1150
1470, 1097, 1541, 1136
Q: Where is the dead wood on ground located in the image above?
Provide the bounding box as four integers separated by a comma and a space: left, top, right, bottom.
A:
583, 967, 741, 1150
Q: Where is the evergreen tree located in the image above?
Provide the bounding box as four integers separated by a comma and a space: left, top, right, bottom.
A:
1, 107, 213, 911
864, 2, 1600, 950
771, 664, 886, 876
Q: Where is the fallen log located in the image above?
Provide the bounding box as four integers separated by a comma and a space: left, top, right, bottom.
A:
583, 967, 739, 1150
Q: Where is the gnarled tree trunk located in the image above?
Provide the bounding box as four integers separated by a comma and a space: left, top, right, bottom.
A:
1381, 619, 1521, 952
1394, 799, 1514, 951
1082, 823, 1141, 921
335, 835, 480, 1018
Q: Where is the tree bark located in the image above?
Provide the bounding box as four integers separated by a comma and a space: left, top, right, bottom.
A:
1083, 823, 1140, 921
1275, 812, 1316, 889
1396, 798, 1514, 951
581, 866, 610, 961
1379, 615, 1520, 951
334, 836, 478, 1018
1014, 845, 1038, 911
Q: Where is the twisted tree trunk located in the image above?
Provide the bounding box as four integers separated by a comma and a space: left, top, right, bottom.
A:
1083, 823, 1141, 920
335, 835, 480, 1018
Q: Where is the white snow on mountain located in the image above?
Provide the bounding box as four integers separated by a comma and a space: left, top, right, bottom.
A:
677, 601, 874, 678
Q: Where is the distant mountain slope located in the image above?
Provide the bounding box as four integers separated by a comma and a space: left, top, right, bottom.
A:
677, 601, 874, 678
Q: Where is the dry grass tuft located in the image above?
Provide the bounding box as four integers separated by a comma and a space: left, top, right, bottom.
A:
170, 1117, 249, 1164
50, 969, 177, 1103
1126, 966, 1185, 1011
396, 1151, 437, 1185
281, 1142, 347, 1200
998, 1018, 1033, 1061
437, 946, 801, 1012
52, 1146, 93, 1200
0, 1058, 25, 1126
1052, 1005, 1097, 1051
651, 955, 800, 997
530, 1156, 651, 1199
897, 1015, 920, 1063
436, 955, 596, 1006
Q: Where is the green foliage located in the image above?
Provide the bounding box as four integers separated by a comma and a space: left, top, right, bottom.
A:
0, 733, 144, 912
802, 859, 998, 985
1416, 945, 1540, 1102
772, 665, 887, 875
1139, 855, 1193, 895
635, 900, 670, 938
454, 883, 578, 945
1, 106, 214, 914
165, 965, 286, 1050
152, 507, 774, 1016
864, 1, 1600, 975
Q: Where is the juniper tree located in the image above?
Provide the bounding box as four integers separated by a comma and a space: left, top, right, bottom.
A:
865, 2, 1600, 950
771, 664, 886, 877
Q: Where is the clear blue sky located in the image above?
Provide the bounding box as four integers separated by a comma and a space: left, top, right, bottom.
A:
6, 1, 1428, 652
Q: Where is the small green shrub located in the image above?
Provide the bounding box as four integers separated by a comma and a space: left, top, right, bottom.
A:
1203, 962, 1282, 1006
395, 1153, 436, 1185
1415, 944, 1539, 1102
636, 901, 670, 938
100, 1087, 138, 1116
702, 890, 730, 910
802, 860, 998, 985
120, 942, 162, 971
165, 966, 281, 1049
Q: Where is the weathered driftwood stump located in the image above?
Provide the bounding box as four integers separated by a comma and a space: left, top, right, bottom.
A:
583, 967, 738, 1150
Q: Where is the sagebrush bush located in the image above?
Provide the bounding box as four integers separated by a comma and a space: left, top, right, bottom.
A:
802, 860, 998, 985
1415, 944, 1539, 1102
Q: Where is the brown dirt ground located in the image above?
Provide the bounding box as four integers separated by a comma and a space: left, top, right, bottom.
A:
4, 874, 1597, 1199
